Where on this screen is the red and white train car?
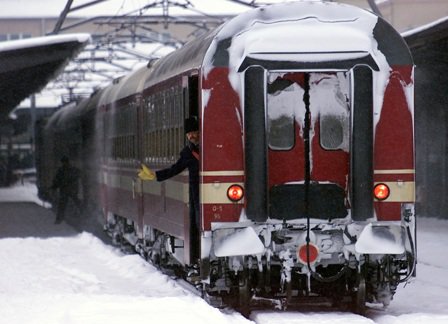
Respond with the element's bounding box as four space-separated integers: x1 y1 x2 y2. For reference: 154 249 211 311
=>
38 1 416 313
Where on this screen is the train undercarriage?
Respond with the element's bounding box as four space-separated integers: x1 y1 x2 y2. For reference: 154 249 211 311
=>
103 212 416 315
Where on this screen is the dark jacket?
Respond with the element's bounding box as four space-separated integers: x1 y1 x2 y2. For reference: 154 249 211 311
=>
156 142 199 208
51 164 80 195
156 142 199 184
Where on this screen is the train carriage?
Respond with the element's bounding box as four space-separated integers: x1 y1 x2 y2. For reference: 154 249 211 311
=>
37 1 416 314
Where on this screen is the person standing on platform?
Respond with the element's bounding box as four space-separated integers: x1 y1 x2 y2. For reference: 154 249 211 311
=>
51 156 82 224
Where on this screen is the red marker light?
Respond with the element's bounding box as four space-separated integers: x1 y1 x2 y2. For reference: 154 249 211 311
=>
297 243 319 265
374 183 390 201
227 184 244 202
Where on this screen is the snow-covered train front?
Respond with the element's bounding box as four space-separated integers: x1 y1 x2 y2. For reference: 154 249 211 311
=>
36 1 416 314
197 2 415 312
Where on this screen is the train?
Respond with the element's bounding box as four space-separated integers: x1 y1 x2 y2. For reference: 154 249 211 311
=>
36 1 416 314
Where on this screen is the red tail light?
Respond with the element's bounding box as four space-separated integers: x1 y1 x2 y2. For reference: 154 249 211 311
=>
374 183 390 201
297 243 319 265
227 184 244 202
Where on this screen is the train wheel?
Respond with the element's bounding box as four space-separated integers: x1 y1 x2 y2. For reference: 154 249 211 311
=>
149 251 161 267
352 273 366 314
111 231 121 246
238 272 251 317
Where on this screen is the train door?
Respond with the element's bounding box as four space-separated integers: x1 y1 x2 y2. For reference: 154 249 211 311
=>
182 74 200 264
268 71 350 221
135 95 145 236
184 74 199 119
244 68 353 221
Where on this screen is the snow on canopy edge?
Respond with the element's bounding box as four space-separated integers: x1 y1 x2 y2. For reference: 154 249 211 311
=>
0 33 91 52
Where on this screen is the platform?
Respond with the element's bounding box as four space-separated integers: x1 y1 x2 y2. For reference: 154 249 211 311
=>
0 200 108 241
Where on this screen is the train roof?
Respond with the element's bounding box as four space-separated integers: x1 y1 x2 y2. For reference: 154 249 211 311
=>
98 1 413 106
203 1 412 71
404 15 448 50
144 27 221 89
46 88 104 132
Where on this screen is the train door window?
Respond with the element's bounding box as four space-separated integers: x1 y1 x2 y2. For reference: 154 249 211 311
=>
267 72 299 150
187 75 199 118
320 115 347 150
267 71 350 152
312 72 350 151
143 95 155 163
184 75 199 143
168 87 172 161
171 84 182 161
155 92 162 163
174 84 183 156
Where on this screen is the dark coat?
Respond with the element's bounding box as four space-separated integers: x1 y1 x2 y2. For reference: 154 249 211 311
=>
155 142 199 182
156 142 199 218
51 164 80 195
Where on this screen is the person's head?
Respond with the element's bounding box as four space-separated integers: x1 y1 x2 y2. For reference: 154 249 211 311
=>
185 117 199 145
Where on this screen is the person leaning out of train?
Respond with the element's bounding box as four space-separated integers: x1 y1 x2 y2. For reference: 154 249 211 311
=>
138 117 200 261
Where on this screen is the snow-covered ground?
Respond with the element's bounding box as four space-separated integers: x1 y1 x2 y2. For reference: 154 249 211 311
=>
0 182 448 324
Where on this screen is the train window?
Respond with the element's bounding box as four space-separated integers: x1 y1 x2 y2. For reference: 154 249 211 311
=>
312 72 350 151
104 103 138 163
266 72 350 151
174 86 182 158
320 115 347 150
267 74 298 150
141 83 184 164
146 96 156 163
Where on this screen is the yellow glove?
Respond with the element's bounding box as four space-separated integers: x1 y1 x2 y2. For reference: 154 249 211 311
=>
138 164 156 181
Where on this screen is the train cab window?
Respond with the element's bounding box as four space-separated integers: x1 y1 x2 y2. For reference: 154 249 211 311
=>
266 71 350 152
313 72 350 151
320 114 349 150
267 74 298 150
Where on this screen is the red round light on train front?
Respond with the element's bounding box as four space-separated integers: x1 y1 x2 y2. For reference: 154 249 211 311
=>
374 183 390 201
227 184 244 202
297 243 319 265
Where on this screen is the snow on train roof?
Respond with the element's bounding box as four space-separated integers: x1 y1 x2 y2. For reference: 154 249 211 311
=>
98 1 412 106
206 1 378 65
204 1 411 73
200 1 413 131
